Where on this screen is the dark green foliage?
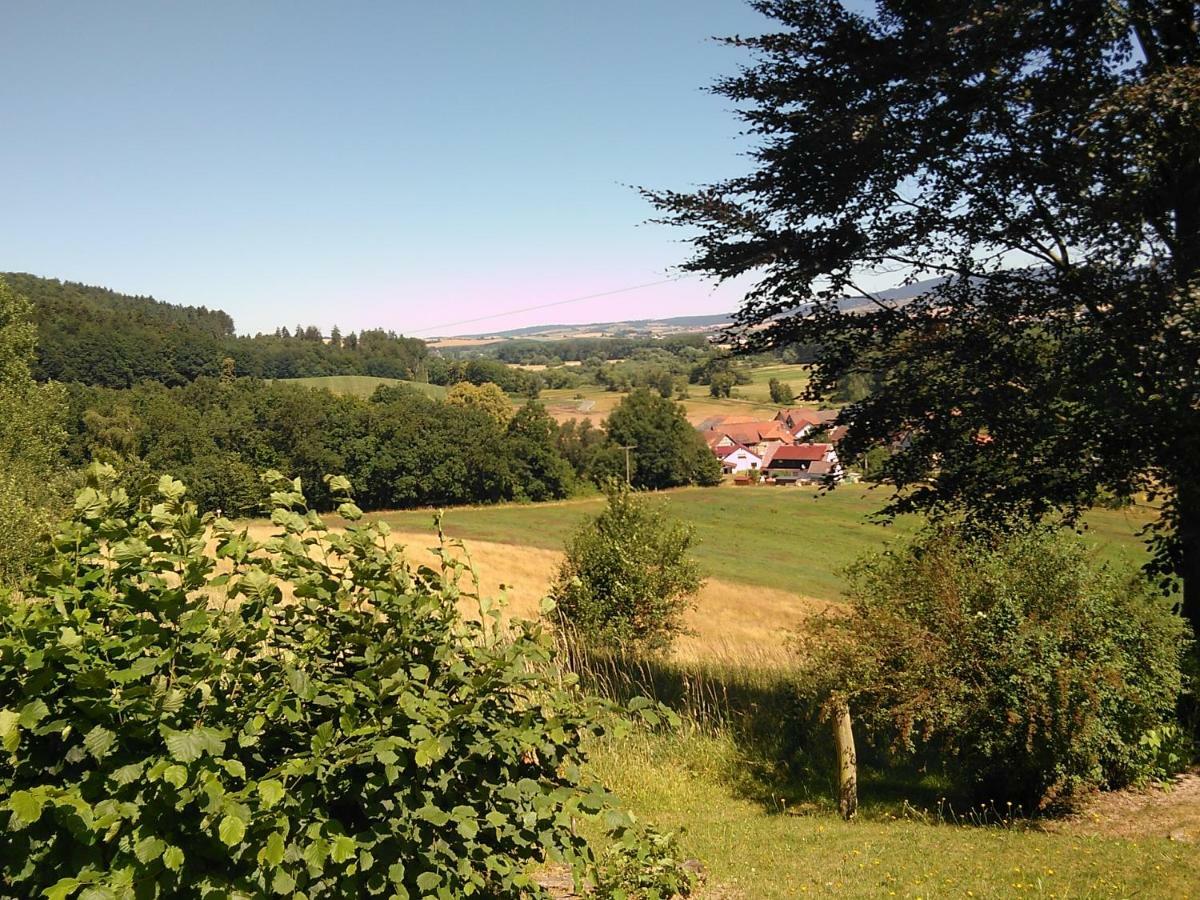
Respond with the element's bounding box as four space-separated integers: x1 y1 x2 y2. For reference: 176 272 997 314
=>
0 468 661 898
64 378 575 517
646 2 1200 632
551 483 704 653
7 274 428 388
798 526 1190 809
604 390 721 491
767 378 794 405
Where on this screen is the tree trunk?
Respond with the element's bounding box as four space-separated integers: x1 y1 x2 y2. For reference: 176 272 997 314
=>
833 701 858 821
1179 483 1200 643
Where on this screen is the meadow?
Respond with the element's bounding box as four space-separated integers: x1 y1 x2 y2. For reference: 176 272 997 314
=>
278 374 447 399
352 484 1200 896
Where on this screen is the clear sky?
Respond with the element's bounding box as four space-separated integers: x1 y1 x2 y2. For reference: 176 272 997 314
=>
2 1 778 336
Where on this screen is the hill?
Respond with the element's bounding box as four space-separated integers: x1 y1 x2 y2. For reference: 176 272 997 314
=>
2 273 428 388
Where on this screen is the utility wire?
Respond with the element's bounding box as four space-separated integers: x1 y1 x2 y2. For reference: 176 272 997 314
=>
409 274 700 336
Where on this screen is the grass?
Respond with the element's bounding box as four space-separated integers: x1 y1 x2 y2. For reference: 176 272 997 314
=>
373 484 1155 601
733 362 813 404
535 381 791 425
585 729 1200 898
278 375 447 399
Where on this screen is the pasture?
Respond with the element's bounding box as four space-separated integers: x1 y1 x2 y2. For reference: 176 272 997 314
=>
277 374 447 399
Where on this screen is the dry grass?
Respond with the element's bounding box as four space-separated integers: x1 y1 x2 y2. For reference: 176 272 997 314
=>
235 523 826 665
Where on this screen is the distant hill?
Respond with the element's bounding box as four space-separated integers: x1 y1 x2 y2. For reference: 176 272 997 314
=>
440 277 942 342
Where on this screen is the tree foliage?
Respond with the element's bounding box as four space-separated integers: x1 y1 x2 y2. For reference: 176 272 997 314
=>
798 526 1189 809
0 467 677 898
0 278 66 583
603 390 722 490
646 1 1200 629
445 381 514 426
550 482 704 652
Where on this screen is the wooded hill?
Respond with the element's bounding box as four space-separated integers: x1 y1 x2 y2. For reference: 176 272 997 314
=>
5 273 430 387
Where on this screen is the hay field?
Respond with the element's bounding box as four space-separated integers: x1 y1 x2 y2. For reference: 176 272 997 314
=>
277 375 447 399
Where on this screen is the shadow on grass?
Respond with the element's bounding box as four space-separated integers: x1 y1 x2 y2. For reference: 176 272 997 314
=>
561 641 972 821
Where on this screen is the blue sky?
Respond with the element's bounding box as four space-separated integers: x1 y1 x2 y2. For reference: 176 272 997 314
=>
2 1 779 336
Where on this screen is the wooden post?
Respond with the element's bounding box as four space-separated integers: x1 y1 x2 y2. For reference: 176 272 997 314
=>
834 700 858 821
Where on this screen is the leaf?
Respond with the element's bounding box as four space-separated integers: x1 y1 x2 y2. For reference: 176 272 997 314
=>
256 779 286 808
218 814 247 847
330 834 357 864
134 835 166 864
261 831 286 867
271 870 296 895
0 709 19 752
157 475 186 501
8 790 44 828
221 759 246 779
416 872 441 893
83 725 116 761
43 878 80 900
161 725 226 762
18 699 50 728
285 667 316 701
162 765 188 789
162 846 185 871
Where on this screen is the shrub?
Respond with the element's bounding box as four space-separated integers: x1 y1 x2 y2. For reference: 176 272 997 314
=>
797 525 1190 810
767 378 794 405
0 466 659 898
550 482 703 653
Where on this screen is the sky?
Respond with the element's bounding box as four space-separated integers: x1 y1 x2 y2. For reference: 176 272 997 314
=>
2 1 783 336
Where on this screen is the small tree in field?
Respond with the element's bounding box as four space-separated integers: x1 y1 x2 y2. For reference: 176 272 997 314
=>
768 378 794 405
551 482 703 653
798 525 1189 810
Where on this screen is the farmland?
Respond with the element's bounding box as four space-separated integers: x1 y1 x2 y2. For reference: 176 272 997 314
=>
278 374 447 399
374 483 1155 601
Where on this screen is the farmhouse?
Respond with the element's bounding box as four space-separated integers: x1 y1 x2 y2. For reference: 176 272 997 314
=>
703 433 763 474
763 443 842 483
774 407 839 440
702 420 795 458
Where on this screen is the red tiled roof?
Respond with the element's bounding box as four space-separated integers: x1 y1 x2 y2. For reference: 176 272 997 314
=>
767 443 833 462
710 421 794 446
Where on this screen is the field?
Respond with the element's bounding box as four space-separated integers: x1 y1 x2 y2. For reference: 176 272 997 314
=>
375 483 1155 602
278 374 447 399
347 485 1200 896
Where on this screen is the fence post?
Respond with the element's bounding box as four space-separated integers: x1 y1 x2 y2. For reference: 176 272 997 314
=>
834 700 858 820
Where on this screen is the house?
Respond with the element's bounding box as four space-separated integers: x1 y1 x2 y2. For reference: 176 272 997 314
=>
709 440 763 475
702 420 795 459
774 407 840 440
695 414 765 432
763 443 842 483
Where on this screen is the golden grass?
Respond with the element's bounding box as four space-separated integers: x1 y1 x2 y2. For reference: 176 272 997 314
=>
235 523 826 665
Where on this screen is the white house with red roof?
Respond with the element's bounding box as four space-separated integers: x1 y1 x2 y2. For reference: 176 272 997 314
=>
763 442 842 482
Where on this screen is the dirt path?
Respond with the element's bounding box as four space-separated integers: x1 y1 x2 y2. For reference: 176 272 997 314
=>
1050 769 1200 843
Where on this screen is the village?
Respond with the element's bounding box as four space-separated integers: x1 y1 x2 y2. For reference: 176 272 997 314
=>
698 407 851 484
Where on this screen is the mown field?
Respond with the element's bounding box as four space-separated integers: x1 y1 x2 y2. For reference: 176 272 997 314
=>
278 374 447 399
375 483 1155 601
534 362 814 424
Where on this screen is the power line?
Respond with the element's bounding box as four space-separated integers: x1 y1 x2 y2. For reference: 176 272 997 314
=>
410 274 700 336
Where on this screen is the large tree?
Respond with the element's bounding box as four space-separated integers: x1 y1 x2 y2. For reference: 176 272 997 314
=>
648 1 1200 630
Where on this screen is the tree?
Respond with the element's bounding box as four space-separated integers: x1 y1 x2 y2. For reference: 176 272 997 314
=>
0 278 66 582
768 378 794 405
708 372 734 398
445 381 513 426
604 389 722 490
798 525 1187 809
550 481 704 652
647 1 1200 633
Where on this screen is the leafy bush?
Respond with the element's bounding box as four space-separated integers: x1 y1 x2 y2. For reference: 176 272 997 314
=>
0 466 656 898
550 482 703 653
593 824 697 900
797 525 1190 809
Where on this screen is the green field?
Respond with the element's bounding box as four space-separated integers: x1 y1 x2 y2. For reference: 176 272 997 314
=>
586 730 1198 899
279 375 447 399
733 362 814 404
375 484 1155 600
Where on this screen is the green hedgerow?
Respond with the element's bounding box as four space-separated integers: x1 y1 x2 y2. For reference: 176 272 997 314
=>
0 465 673 898
797 524 1190 810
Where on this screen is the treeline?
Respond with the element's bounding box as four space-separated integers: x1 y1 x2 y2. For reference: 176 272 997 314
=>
63 379 720 517
7 274 429 388
488 333 710 365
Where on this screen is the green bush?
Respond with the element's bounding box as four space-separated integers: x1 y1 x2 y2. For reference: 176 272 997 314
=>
550 482 703 653
798 525 1190 810
0 466 656 898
